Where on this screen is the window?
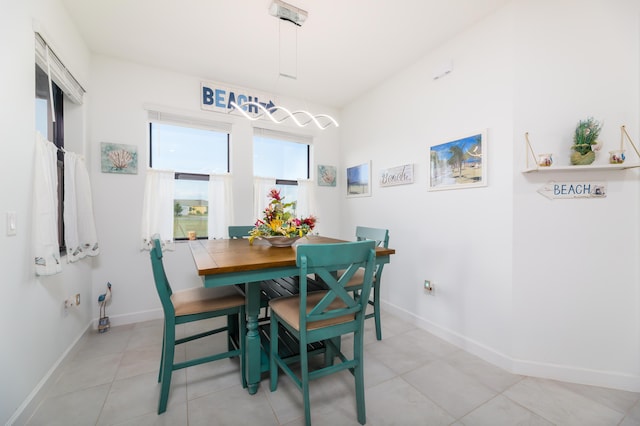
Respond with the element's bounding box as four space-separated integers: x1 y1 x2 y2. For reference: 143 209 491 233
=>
34 33 85 261
253 130 310 205
149 121 229 240
36 64 65 251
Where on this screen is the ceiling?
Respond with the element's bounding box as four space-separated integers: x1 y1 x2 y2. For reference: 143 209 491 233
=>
61 0 510 109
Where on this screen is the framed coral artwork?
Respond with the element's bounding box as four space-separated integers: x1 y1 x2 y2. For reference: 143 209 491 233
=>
317 164 337 187
101 142 138 174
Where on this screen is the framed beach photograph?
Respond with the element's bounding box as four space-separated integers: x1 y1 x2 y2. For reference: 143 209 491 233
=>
346 161 371 197
101 142 138 174
428 130 487 191
317 164 337 187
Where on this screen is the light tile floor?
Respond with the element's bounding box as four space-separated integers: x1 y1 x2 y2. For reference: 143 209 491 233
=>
20 311 640 426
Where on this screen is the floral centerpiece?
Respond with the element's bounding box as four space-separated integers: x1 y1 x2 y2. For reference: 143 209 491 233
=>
249 189 316 246
571 117 602 165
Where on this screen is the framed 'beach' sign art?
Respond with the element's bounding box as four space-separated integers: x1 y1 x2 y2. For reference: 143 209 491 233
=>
346 161 371 197
428 131 487 191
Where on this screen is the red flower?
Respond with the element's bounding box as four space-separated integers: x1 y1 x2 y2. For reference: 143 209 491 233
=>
302 216 316 230
268 189 282 201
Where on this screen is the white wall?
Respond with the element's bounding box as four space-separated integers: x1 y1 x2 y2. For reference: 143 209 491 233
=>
340 3 515 364
0 1 93 424
341 0 640 391
512 0 640 390
87 55 343 326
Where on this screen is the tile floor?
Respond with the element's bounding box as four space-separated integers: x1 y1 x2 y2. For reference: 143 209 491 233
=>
19 311 640 426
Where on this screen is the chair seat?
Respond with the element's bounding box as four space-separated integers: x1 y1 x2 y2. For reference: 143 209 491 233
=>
269 291 354 331
338 268 376 289
172 287 245 317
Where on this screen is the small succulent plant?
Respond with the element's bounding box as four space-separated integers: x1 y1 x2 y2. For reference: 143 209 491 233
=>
573 117 602 155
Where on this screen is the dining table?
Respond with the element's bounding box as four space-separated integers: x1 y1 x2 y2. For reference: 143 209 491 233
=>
189 235 396 394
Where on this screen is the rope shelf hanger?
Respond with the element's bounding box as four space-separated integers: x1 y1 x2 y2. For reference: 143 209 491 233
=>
524 125 640 171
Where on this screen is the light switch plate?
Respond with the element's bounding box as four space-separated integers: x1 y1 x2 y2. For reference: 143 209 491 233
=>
7 211 16 236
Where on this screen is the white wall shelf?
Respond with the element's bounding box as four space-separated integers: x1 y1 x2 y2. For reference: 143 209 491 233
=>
523 125 640 174
523 163 640 173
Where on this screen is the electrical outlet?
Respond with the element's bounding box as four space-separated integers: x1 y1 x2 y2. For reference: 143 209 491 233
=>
64 294 80 308
424 280 435 295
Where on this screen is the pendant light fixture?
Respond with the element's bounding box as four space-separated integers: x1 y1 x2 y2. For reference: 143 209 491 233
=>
228 1 339 130
229 101 338 129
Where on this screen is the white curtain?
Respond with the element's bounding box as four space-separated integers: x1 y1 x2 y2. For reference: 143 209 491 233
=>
33 132 62 276
253 176 277 221
296 179 316 219
208 173 233 239
141 169 175 251
64 151 99 262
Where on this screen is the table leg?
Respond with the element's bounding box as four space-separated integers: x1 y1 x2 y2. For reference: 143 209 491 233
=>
245 282 261 394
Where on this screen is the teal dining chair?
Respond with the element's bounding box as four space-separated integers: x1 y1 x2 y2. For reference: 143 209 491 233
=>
339 226 390 340
149 236 246 414
228 225 254 239
355 226 389 340
269 240 376 426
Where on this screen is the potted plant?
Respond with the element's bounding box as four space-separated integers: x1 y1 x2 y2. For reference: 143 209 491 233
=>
249 189 316 246
570 117 602 165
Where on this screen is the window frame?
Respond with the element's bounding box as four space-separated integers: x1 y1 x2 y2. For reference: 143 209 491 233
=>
53 85 64 253
148 121 231 240
253 132 311 184
253 131 313 222
36 64 66 253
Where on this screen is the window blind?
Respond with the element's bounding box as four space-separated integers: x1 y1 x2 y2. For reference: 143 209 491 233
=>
253 127 313 145
35 33 85 105
147 110 232 133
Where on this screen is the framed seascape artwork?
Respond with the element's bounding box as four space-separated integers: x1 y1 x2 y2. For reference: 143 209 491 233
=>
101 142 138 174
317 164 337 187
428 130 487 191
346 161 371 197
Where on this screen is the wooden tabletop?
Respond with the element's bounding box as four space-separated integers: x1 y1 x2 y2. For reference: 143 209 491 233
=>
190 235 396 276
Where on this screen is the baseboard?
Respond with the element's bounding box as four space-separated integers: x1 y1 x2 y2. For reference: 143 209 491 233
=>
10 308 165 425
9 321 92 425
90 308 163 329
512 358 640 392
381 300 640 393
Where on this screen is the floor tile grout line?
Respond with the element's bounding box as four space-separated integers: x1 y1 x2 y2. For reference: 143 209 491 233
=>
95 378 115 426
497 377 560 426
553 377 640 419
397 372 463 421
25 315 640 426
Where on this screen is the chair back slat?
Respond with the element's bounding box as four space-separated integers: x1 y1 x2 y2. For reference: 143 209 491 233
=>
356 226 389 280
297 240 376 330
355 226 389 248
150 236 175 317
228 225 254 239
312 265 361 312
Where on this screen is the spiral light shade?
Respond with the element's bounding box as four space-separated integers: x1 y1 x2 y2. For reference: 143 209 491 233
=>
229 101 339 130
